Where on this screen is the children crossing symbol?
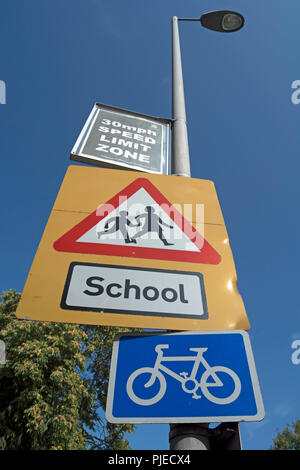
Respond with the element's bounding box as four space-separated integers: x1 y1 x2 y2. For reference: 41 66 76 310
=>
97 206 175 246
54 177 221 264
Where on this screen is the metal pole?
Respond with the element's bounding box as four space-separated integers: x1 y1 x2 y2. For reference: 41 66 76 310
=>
171 16 191 177
169 16 210 451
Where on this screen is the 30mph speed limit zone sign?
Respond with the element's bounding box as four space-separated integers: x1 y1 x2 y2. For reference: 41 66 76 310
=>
16 165 250 331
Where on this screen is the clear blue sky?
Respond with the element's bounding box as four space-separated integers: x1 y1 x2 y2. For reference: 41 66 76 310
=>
1 0 300 450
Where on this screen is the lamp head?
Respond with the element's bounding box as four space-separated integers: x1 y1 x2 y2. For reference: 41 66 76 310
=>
200 10 245 32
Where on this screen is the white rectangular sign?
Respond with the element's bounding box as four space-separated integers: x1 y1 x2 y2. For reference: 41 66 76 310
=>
61 262 208 319
71 103 172 174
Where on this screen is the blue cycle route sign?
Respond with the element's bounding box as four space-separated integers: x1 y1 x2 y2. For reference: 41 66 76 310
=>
106 331 265 423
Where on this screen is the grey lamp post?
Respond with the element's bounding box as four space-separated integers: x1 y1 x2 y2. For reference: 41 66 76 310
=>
170 10 245 450
171 11 245 177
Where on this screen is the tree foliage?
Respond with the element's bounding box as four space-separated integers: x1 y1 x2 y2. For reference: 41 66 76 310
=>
0 289 137 450
270 419 300 450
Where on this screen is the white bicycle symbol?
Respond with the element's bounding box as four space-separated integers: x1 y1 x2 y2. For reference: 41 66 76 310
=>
126 344 241 406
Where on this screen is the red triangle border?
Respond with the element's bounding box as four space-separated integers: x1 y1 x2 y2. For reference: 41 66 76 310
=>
53 178 221 265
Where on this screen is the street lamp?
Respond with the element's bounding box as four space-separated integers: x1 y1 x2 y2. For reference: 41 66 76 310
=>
200 10 245 33
170 11 245 450
172 11 245 177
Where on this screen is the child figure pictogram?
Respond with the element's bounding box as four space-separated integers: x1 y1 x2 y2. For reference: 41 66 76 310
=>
97 210 139 244
132 206 174 246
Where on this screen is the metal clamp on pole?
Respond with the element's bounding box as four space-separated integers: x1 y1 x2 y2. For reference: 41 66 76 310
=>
210 422 242 450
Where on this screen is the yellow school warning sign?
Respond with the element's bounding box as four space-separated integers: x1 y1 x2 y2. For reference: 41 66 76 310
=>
16 165 250 331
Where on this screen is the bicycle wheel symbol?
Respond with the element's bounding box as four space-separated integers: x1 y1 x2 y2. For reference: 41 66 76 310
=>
126 367 167 406
200 366 241 405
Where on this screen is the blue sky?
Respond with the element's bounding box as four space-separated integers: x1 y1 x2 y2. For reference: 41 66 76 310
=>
1 0 300 450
